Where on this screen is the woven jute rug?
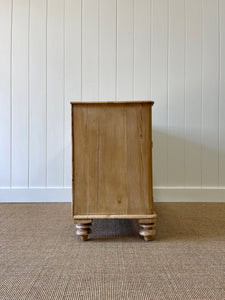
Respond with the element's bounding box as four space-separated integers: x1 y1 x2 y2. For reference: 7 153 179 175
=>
0 203 225 299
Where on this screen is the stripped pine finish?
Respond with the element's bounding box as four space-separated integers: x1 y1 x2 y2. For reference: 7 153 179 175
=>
71 101 156 241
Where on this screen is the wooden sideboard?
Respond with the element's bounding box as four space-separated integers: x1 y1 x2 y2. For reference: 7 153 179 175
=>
71 101 157 241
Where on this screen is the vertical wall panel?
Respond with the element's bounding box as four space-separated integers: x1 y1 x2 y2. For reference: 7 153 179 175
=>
202 0 219 187
167 0 185 186
82 0 99 101
64 0 82 187
0 0 225 194
47 0 64 186
117 0 134 100
185 0 202 186
219 0 225 186
133 0 151 100
99 0 116 100
12 0 29 187
0 0 11 187
151 0 169 187
29 0 47 187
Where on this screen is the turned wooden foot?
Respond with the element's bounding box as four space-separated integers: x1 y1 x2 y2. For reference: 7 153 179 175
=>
75 219 92 241
139 213 157 241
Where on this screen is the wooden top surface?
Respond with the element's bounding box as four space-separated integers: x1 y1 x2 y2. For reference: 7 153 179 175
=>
71 100 154 105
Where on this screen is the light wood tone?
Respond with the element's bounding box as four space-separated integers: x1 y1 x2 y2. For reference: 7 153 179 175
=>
75 220 93 241
74 213 157 220
71 100 154 104
139 217 157 241
71 101 156 241
74 219 92 224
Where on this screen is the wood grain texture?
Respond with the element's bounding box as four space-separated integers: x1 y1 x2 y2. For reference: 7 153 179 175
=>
126 104 153 214
74 214 156 220
72 102 153 217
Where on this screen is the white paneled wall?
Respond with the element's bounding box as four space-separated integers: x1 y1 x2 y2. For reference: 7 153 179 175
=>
0 0 11 187
29 0 47 187
0 0 225 202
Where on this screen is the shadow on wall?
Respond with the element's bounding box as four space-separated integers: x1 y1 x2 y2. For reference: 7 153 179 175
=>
152 128 225 188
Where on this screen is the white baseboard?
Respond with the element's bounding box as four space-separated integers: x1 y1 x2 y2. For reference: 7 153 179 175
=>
0 187 225 203
0 188 72 203
153 187 225 202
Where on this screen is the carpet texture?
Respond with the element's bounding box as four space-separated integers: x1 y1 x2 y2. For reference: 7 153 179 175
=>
0 203 225 300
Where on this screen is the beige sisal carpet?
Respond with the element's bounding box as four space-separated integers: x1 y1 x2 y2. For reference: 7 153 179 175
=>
0 203 225 299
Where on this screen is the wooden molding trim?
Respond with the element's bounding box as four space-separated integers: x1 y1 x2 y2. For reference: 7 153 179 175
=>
74 213 157 220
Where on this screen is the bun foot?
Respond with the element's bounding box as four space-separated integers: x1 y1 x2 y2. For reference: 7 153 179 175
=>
75 220 92 241
139 213 157 241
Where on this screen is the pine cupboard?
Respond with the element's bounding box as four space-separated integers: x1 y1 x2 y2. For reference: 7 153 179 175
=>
71 101 157 241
